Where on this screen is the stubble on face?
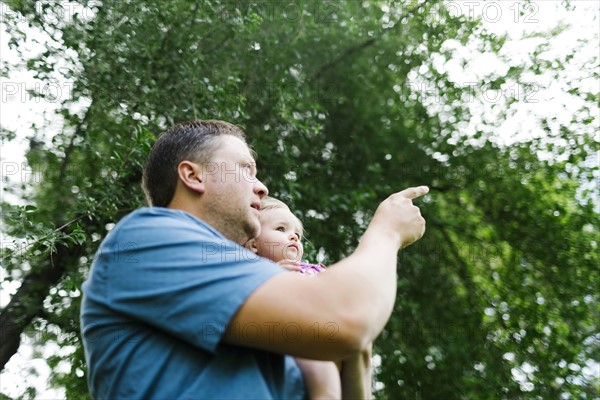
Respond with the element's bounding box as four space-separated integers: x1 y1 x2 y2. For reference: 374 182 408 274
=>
200 136 263 245
212 204 260 246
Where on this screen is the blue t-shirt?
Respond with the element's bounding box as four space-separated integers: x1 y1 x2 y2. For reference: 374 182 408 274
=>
80 207 306 399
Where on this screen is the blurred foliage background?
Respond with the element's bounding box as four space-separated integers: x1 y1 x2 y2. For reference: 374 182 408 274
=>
0 0 598 398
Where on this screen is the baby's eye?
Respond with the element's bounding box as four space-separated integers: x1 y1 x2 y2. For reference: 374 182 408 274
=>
276 227 285 232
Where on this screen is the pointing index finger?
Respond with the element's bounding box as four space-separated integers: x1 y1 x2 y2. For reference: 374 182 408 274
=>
397 186 429 200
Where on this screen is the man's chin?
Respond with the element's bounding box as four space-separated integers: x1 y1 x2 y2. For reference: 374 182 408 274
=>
244 223 261 244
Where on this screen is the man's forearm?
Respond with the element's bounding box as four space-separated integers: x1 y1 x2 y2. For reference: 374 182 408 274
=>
317 187 428 345
320 227 400 343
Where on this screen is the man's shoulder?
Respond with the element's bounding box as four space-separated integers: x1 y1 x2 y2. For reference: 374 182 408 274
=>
114 207 222 238
122 207 205 226
103 208 258 266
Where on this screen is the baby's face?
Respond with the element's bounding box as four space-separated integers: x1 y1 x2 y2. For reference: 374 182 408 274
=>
254 207 303 263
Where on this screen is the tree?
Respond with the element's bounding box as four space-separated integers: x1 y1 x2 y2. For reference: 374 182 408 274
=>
1 1 597 398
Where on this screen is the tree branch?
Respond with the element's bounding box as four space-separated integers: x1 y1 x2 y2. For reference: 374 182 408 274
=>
0 241 83 371
314 38 376 80
313 2 427 80
0 166 142 371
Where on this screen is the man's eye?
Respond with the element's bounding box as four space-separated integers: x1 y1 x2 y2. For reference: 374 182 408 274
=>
241 163 252 172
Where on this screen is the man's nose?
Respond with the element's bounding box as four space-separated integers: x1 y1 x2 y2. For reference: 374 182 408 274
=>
254 179 268 198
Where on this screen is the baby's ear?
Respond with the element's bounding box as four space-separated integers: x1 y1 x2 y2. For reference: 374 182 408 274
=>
244 239 258 254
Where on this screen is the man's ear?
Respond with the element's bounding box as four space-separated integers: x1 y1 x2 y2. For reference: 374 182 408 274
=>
177 160 205 194
244 238 258 254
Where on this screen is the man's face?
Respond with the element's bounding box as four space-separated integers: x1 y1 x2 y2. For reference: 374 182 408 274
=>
255 207 304 263
200 135 268 244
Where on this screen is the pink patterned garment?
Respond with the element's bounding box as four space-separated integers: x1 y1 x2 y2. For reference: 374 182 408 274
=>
297 262 326 276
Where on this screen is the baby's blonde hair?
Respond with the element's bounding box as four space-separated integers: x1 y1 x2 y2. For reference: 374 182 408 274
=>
260 196 304 238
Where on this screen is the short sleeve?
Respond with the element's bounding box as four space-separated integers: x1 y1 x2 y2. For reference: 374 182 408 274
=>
85 208 283 353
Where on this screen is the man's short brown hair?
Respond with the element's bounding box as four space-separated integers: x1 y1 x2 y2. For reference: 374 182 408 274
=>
142 120 247 207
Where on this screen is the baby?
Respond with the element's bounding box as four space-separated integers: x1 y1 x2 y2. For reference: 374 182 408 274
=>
246 196 341 399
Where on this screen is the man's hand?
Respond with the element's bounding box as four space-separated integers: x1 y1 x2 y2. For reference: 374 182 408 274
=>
369 186 428 249
276 260 303 272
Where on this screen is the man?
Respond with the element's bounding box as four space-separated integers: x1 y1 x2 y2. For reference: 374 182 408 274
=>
80 120 428 399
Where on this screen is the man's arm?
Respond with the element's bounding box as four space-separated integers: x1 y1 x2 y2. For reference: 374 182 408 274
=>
223 186 428 360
